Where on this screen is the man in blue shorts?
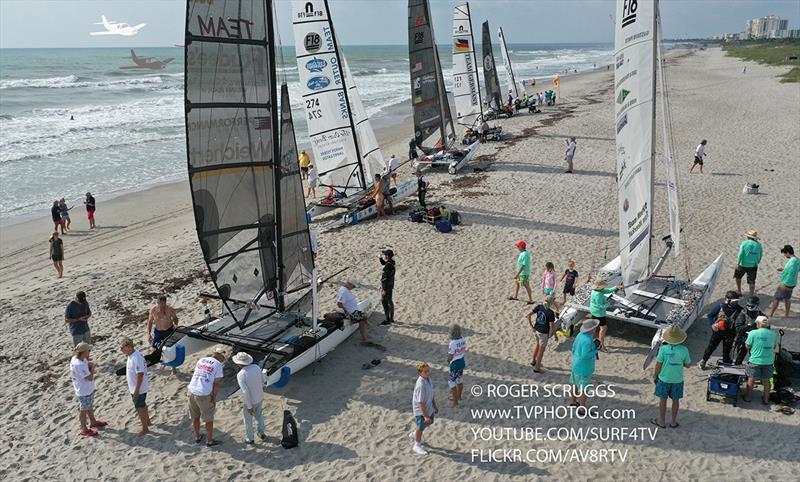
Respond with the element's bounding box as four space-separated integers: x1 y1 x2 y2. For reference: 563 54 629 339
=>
652 325 691 429
147 295 178 348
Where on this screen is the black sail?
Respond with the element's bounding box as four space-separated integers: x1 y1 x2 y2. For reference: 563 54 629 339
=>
482 21 502 110
409 0 455 152
185 0 280 316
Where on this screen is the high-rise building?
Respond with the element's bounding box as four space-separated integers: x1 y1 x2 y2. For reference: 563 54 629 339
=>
744 15 790 39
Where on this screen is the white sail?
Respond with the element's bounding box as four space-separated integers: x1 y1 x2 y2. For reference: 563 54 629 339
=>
452 3 482 129
292 0 365 194
342 57 385 183
656 12 680 255
497 27 519 99
614 0 655 287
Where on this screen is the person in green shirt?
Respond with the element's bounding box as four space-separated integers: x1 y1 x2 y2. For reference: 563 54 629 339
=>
733 229 763 297
651 325 691 429
744 316 777 404
569 319 599 408
769 245 798 318
509 241 533 304
589 279 623 352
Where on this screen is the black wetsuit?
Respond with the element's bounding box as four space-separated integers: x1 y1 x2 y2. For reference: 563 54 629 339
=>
380 258 396 323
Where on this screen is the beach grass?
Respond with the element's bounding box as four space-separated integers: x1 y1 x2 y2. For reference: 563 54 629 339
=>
722 39 800 82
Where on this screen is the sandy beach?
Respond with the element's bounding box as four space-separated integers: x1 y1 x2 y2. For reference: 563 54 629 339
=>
1 47 798 481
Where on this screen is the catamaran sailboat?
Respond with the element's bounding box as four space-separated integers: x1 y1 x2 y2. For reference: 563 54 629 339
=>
557 0 722 369
481 21 513 121
409 0 480 174
159 0 370 387
294 0 417 225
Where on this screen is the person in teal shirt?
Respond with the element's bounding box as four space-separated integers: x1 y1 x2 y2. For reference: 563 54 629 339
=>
744 316 777 404
589 279 623 352
769 244 798 318
510 241 533 303
651 325 691 429
569 319 599 408
734 229 763 297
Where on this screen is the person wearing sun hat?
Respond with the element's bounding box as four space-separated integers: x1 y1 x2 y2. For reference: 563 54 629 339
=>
569 319 600 408
734 229 763 297
651 325 691 429
233 351 267 445
589 279 624 352
509 241 533 304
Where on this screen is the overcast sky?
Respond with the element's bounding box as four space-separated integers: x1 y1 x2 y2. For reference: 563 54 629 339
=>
1 0 799 48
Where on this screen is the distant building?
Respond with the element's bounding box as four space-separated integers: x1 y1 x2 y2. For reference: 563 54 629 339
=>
743 15 791 39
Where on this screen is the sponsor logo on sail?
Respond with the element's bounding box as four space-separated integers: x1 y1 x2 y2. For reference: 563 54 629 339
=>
307 76 331 91
454 38 470 52
254 116 271 130
305 57 327 73
484 55 494 72
297 2 323 19
621 0 638 28
616 113 628 133
456 25 465 33
615 53 625 70
414 32 425 44
617 89 630 104
304 32 321 53
414 15 425 27
196 16 254 39
411 62 423 73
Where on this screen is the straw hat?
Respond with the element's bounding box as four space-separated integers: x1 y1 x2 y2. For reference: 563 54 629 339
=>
592 279 608 290
580 319 600 333
75 342 92 353
232 352 253 365
662 325 687 345
744 229 759 239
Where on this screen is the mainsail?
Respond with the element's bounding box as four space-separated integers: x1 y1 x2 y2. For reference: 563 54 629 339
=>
186 0 284 315
481 21 502 110
291 0 380 195
452 3 482 129
614 0 655 287
342 57 385 180
409 0 455 151
497 26 519 99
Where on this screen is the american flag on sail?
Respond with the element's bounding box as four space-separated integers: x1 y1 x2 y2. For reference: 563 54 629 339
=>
411 62 423 73
254 116 271 130
454 38 470 52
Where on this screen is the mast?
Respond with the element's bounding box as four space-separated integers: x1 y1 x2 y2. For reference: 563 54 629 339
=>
325 0 367 189
267 0 284 311
648 0 658 273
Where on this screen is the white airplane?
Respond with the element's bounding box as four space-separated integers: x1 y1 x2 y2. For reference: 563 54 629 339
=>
89 15 146 37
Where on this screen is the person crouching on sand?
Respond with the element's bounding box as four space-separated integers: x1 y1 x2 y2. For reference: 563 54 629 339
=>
120 337 151 434
447 324 466 407
651 325 691 429
410 362 438 455
49 231 64 278
509 241 533 304
569 319 599 409
70 342 107 436
233 352 268 445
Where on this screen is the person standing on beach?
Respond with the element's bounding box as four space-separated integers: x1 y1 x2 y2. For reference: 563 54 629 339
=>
415 168 428 208
70 342 107 436
689 139 707 174
188 347 226 447
734 296 765 365
51 201 66 234
560 260 579 305
233 352 267 445
527 296 556 373
509 241 533 304
589 280 622 352
734 229 763 297
769 244 798 318
569 319 599 408
381 171 394 214
410 362 438 455
564 137 576 173
59 198 73 231
387 154 399 187
65 291 92 347
447 324 467 407
84 192 96 229
541 262 558 310
367 173 387 217
298 150 311 179
49 231 64 278
408 138 419 163
744 316 776 404
651 325 691 429
120 337 150 434
698 290 741 369
306 164 317 198
147 295 179 349
379 249 396 326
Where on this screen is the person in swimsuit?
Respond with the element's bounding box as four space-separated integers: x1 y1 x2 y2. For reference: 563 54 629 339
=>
368 173 387 217
147 295 179 348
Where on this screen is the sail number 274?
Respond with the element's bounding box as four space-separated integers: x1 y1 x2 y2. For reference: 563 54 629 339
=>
306 98 323 120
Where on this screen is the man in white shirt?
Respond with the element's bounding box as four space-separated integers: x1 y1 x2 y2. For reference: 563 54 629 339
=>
564 137 577 173
387 155 399 187
690 139 707 174
70 342 107 436
120 337 150 434
233 352 267 445
337 278 369 342
187 347 226 447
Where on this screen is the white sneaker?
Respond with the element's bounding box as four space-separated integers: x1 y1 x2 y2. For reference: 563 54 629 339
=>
408 431 415 440
413 443 428 455
698 360 706 370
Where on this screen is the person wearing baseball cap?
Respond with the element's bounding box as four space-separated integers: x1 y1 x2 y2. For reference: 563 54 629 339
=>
509 241 533 304
187 347 226 447
769 245 798 318
569 319 600 408
233 352 267 444
733 296 765 365
698 290 741 370
70 341 107 436
734 229 763 297
651 325 691 429
744 316 777 404
379 249 396 326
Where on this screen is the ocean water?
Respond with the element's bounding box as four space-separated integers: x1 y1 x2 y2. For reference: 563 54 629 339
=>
0 43 613 223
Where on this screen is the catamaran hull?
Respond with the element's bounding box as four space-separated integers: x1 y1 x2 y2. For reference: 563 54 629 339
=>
448 141 480 174
413 141 480 175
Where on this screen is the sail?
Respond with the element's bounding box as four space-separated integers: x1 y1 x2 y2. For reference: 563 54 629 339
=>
481 21 502 110
185 0 280 311
278 84 315 302
291 0 366 195
656 11 680 255
614 0 655 287
452 3 482 129
498 27 519 99
409 0 455 151
343 57 385 183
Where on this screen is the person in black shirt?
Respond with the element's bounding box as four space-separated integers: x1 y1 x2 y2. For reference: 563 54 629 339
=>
527 297 557 373
408 138 418 162
698 291 741 369
51 201 66 234
49 231 64 278
84 192 96 229
379 249 396 326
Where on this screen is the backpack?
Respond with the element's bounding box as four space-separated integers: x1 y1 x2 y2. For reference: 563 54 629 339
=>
281 410 299 449
435 219 452 233
408 209 424 223
449 211 461 226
